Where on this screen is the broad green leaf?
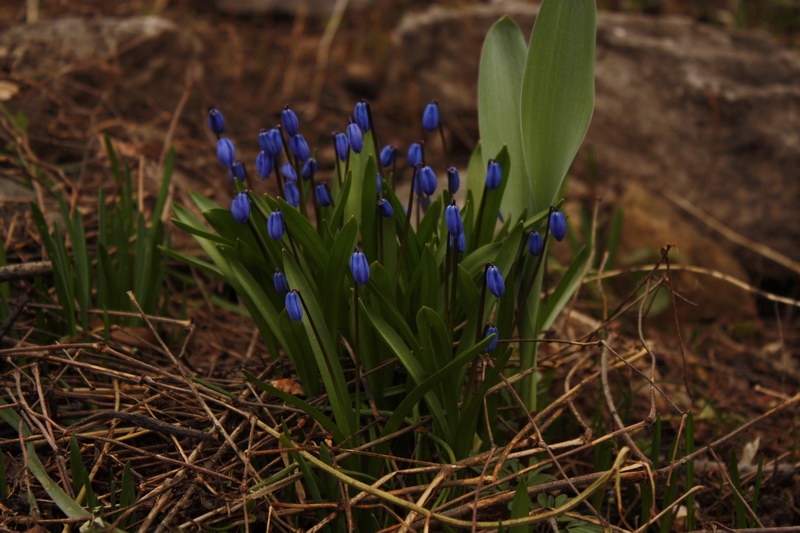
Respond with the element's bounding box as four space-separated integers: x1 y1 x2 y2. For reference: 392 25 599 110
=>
522 0 596 213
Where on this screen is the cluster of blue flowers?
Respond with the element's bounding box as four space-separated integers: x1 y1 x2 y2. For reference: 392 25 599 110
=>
207 100 568 353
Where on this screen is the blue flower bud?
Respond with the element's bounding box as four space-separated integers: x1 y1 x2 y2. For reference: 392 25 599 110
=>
273 270 289 295
267 210 285 240
528 231 544 256
447 166 460 194
281 105 299 137
354 100 371 132
407 142 423 167
445 200 462 237
377 198 393 218
230 192 250 223
347 122 363 154
216 137 235 167
456 231 466 253
289 134 310 162
284 181 300 207
486 160 502 190
376 172 383 195
350 249 370 286
315 183 332 207
256 151 273 179
207 107 225 136
422 100 440 132
230 160 247 182
549 210 567 242
285 290 303 321
333 132 348 162
419 165 437 196
280 162 298 182
302 157 317 181
258 128 283 158
483 323 499 352
486 264 505 298
379 145 397 168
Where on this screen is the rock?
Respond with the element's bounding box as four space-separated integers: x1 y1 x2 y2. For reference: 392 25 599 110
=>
388 2 800 293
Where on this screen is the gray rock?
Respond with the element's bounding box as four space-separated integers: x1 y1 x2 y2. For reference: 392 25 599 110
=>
389 2 800 287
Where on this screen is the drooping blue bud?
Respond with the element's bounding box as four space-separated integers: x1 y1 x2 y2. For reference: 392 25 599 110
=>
284 181 300 207
407 142 423 167
256 151 273 179
447 166 460 194
528 231 544 256
280 162 298 182
289 134 310 162
347 122 363 154
230 160 247 182
549 211 567 242
216 137 235 167
333 132 348 162
315 183 332 207
486 264 505 298
418 165 437 196
281 105 299 136
285 290 303 321
267 210 285 240
301 158 317 181
354 100 371 132
258 128 283 158
273 270 289 295
376 172 383 195
483 323 499 352
377 198 393 218
349 249 370 286
207 107 225 136
445 200 462 237
230 192 250 223
379 145 397 168
421 100 440 132
486 160 502 190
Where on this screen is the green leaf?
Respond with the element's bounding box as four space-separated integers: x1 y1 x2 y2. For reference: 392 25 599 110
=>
522 0 596 213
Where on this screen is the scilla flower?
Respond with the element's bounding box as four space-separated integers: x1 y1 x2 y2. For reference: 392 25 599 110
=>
379 145 397 167
256 151 273 179
284 181 300 207
333 132 348 162
445 200 462 237
285 290 303 321
486 160 502 190
289 134 310 162
528 231 543 256
483 323 499 352
230 192 250 223
280 162 298 182
315 183 332 207
418 165 437 196
281 105 299 136
347 122 363 154
273 270 289 295
421 100 440 132
377 198 393 217
267 210 285 240
407 142 423 167
301 158 317 181
258 128 283 158
447 166 460 194
485 264 505 298
230 160 246 181
207 107 225 136
350 249 370 286
549 210 567 241
216 137 235 168
354 100 371 132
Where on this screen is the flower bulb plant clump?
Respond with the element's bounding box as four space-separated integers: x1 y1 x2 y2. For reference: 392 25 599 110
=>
170 0 595 473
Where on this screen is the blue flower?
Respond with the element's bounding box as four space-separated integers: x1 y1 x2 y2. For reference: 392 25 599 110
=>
528 231 543 256
377 198 393 217
230 160 247 182
350 249 370 286
422 101 440 132
258 128 283 158
280 162 298 182
549 210 567 242
379 145 397 168
273 270 289 295
347 122 363 154
281 105 299 136
315 183 332 207
267 210 285 240
407 142 423 167
216 137 235 168
289 134 310 162
207 107 224 136
285 290 303 321
486 160 502 190
284 181 300 207
354 100 371 132
483 323 499 352
230 192 250 223
456 231 466 253
418 165 437 196
256 151 273 179
376 172 383 195
445 200 462 237
333 132 349 162
447 166 460 194
301 158 317 181
486 264 505 298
